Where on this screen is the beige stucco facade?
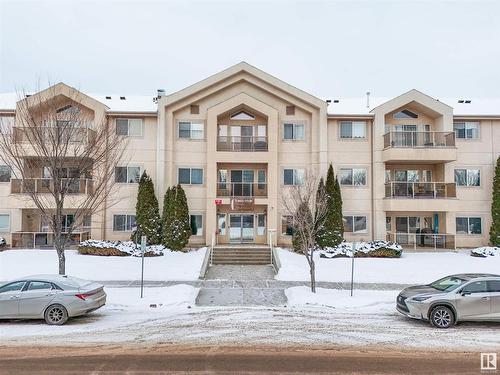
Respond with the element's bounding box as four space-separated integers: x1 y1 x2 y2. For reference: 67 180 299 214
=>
0 63 499 249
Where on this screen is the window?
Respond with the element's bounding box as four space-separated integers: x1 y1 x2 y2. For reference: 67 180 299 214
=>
27 281 53 291
257 214 266 236
281 215 294 236
190 105 200 115
0 214 10 231
393 109 418 119
454 169 480 187
178 168 203 185
0 116 14 134
340 168 367 186
116 119 143 136
283 123 305 140
340 121 366 139
217 213 226 235
83 215 92 231
190 214 203 236
487 280 500 292
462 281 488 294
0 165 10 182
454 122 479 139
286 105 295 116
115 166 141 183
258 170 266 189
386 217 392 231
179 121 204 139
113 214 136 231
344 215 367 233
283 169 304 186
456 217 482 234
0 281 25 293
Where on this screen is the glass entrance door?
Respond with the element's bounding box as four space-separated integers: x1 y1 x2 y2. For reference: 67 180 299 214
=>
229 214 254 243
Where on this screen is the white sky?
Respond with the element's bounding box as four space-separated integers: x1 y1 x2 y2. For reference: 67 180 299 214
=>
1 0 499 98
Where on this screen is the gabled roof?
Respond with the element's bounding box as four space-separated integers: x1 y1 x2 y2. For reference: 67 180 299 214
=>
164 61 326 109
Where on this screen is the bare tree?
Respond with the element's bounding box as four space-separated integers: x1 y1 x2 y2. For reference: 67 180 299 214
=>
0 85 126 274
281 173 328 293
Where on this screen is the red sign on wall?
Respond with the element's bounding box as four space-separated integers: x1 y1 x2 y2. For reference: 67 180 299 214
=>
214 199 222 206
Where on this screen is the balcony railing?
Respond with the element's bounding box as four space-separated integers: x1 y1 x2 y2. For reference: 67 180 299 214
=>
386 232 456 251
11 231 91 249
12 126 96 144
217 136 268 152
217 182 267 197
11 178 94 195
383 131 455 148
384 182 456 199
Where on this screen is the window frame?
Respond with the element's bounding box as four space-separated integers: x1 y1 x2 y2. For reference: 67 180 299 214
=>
0 213 10 232
178 168 204 185
0 165 11 182
343 215 368 234
115 166 141 184
453 121 480 140
283 122 305 141
283 168 305 186
281 215 294 236
454 168 480 187
456 216 482 235
340 168 367 187
115 118 144 137
339 121 367 139
190 214 203 236
178 121 205 140
112 214 136 232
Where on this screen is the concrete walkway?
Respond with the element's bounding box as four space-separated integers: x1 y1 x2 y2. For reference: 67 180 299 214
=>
195 265 288 307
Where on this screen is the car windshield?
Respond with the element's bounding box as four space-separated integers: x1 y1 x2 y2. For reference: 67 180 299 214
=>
429 276 467 291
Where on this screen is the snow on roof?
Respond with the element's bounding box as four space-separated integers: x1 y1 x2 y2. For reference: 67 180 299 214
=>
0 93 19 111
326 97 500 116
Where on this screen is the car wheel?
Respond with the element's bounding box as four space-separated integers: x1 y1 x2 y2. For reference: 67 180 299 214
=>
44 304 68 325
430 306 454 328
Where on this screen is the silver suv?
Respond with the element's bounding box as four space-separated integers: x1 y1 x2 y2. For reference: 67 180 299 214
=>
397 273 500 328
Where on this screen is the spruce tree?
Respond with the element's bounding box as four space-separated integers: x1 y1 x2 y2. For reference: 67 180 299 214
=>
490 156 500 246
162 185 191 251
315 177 327 247
132 171 161 244
318 164 344 248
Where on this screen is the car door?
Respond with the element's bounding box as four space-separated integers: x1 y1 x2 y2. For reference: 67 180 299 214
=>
0 281 26 318
18 281 57 318
456 280 491 320
487 280 500 318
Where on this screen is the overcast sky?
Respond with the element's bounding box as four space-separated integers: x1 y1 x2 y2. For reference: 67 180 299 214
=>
1 0 499 99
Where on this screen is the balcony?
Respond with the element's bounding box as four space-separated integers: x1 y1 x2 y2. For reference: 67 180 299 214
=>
386 232 456 250
382 131 456 163
11 178 94 195
217 136 268 152
12 126 96 144
11 231 91 249
217 182 267 197
385 182 456 199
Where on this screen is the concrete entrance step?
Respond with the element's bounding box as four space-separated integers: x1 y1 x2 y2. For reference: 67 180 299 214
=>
212 245 271 265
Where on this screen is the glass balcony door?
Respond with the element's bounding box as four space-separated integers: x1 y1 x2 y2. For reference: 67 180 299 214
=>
231 170 254 197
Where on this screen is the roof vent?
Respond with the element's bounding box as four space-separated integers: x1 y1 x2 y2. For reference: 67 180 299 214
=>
465 100 471 104
25 94 31 98
326 99 332 105
458 100 464 103
120 96 126 100
105 96 111 100
333 99 340 103
157 89 166 98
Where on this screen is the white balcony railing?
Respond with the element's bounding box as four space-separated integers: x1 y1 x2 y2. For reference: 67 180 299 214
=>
384 182 456 199
386 232 456 251
11 178 94 195
383 131 455 148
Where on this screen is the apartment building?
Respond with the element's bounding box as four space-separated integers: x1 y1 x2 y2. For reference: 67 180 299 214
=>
0 62 499 250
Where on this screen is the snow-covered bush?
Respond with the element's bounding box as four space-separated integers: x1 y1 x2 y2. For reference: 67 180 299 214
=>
0 237 6 250
320 240 403 259
470 246 499 258
78 240 165 257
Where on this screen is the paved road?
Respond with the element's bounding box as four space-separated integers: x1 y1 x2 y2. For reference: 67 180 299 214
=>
0 345 485 374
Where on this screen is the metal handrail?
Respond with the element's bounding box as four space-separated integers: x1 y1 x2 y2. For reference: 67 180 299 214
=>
217 135 268 152
384 181 456 198
383 131 455 148
216 182 267 197
386 231 456 251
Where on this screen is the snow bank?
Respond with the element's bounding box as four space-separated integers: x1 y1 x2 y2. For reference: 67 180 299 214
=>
471 246 500 257
276 248 500 284
79 239 166 257
285 286 397 312
0 248 207 281
107 285 199 309
320 240 402 258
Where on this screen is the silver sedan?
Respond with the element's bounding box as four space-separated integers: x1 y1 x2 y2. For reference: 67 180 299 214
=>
397 273 500 328
0 275 106 325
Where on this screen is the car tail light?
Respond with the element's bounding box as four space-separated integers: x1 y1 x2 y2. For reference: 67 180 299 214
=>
75 292 95 300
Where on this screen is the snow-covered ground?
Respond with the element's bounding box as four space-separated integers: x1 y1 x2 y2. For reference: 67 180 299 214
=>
1 286 499 350
0 248 207 281
276 248 500 284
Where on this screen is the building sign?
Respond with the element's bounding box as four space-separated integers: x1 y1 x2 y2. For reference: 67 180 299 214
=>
214 199 222 206
231 198 254 211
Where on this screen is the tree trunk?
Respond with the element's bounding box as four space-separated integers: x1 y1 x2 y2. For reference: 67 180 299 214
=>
310 258 316 293
57 246 66 275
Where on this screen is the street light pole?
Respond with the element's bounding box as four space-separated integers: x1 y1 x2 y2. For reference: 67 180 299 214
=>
350 241 356 297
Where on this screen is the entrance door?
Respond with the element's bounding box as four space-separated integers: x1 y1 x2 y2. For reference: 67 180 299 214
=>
229 214 254 243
